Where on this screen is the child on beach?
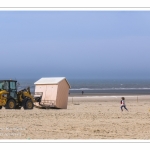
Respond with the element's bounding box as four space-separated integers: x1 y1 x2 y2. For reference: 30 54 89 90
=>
120 97 128 111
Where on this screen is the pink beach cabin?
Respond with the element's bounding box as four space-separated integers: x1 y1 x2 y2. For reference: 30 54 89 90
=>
34 77 71 109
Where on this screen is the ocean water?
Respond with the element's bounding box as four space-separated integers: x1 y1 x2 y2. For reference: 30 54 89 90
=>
16 78 150 96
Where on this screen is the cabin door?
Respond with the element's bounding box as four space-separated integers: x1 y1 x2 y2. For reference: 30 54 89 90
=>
45 85 58 101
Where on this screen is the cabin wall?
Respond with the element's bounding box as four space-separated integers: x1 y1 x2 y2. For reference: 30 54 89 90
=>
56 79 69 109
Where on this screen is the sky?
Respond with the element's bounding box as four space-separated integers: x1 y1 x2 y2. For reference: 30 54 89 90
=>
1 11 150 80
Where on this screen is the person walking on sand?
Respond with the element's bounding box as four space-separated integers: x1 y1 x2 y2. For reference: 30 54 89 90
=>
120 97 128 111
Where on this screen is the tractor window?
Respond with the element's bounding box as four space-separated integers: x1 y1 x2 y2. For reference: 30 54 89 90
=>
0 81 4 90
0 81 9 90
10 81 17 99
4 82 9 90
10 82 16 90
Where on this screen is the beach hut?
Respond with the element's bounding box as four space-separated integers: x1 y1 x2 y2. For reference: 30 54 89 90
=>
34 77 71 109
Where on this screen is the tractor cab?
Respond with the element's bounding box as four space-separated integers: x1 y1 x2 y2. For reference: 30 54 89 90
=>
0 80 17 100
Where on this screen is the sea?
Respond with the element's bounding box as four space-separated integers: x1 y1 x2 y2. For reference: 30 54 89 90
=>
16 78 150 96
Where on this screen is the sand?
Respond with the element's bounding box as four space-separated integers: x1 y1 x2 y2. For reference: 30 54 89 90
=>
0 95 150 140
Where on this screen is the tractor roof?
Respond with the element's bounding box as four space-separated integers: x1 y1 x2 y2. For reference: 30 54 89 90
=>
0 80 17 82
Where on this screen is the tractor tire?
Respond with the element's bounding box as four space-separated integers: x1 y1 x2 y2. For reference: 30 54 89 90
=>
5 99 16 109
0 106 2 109
24 99 33 110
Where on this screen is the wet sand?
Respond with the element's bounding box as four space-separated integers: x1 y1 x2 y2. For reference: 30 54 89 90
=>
0 95 150 139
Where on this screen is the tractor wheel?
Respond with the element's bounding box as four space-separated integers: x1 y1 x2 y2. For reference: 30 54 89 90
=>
6 99 16 109
0 106 2 109
24 99 33 110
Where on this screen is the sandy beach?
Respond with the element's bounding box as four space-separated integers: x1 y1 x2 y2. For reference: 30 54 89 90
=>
0 95 150 140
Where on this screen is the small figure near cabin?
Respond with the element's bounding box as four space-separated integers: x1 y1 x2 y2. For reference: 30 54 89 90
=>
82 91 84 95
120 97 128 111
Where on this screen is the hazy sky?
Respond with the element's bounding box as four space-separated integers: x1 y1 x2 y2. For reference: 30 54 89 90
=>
1 11 150 79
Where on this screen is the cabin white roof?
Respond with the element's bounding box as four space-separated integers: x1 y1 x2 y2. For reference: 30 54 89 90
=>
34 77 71 88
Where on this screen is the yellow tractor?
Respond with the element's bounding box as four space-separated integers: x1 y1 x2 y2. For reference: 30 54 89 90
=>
0 80 41 110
